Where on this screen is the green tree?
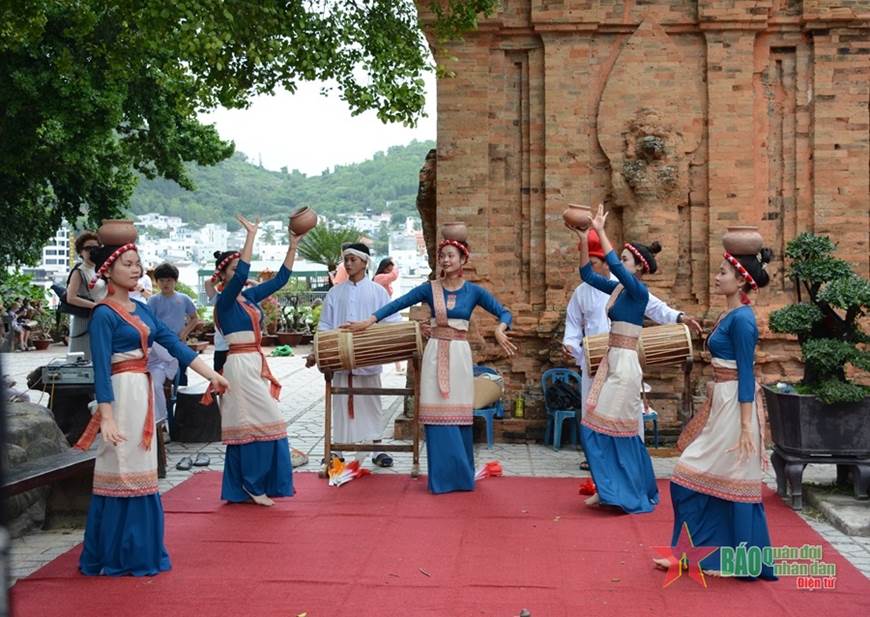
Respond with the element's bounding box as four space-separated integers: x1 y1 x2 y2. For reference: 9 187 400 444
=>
298 225 361 276
1 0 498 270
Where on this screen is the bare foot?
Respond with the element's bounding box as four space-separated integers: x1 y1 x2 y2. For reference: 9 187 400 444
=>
245 489 274 507
653 557 673 571
584 493 600 506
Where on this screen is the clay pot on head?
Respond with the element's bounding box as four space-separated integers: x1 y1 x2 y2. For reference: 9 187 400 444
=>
289 206 318 236
441 222 468 242
722 226 763 255
563 204 592 231
98 220 137 245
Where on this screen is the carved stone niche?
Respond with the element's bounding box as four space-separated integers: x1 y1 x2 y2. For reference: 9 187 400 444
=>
597 17 703 288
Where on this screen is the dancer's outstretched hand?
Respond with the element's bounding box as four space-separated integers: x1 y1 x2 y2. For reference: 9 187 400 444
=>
210 373 230 395
342 316 377 333
591 203 608 231
495 324 517 357
237 214 260 235
678 314 704 336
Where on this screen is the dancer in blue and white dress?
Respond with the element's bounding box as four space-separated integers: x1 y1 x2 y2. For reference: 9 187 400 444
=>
77 243 228 576
344 231 516 494
656 243 777 580
573 204 660 513
208 214 307 507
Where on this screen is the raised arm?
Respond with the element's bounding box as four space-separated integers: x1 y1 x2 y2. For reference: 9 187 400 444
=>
243 265 291 304
373 283 431 323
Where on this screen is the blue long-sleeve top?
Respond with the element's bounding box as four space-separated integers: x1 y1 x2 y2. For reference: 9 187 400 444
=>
579 249 649 325
708 306 758 403
215 260 291 334
89 301 197 404
373 281 512 327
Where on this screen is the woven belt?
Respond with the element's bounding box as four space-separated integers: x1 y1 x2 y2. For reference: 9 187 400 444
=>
75 358 154 451
431 327 468 341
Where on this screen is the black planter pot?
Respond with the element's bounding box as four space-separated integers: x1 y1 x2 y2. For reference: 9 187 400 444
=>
763 385 870 457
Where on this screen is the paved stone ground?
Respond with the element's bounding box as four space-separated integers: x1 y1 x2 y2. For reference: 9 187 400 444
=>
3 345 869 583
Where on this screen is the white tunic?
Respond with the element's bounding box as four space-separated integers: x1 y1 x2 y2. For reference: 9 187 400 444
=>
562 274 682 433
319 277 400 443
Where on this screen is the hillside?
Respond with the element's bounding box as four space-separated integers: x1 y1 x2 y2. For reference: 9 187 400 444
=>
127 139 434 227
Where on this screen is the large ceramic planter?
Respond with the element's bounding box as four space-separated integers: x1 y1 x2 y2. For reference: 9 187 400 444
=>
763 385 870 457
277 332 304 346
261 335 279 347
33 339 51 351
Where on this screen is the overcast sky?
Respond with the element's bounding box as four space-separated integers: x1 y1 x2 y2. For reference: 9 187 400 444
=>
199 73 437 176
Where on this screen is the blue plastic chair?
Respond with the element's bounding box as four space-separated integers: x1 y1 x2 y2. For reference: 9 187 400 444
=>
642 410 660 448
542 368 582 451
641 383 659 448
473 365 504 449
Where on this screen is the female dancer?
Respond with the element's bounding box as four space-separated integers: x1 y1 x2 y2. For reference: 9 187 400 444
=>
211 214 305 506
655 245 777 580
575 204 659 513
77 242 229 576
66 231 105 360
345 230 516 493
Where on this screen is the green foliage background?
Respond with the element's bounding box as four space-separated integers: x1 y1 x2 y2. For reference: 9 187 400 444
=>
127 140 434 227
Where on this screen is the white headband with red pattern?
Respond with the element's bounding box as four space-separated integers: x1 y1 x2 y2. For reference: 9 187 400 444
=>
89 243 137 289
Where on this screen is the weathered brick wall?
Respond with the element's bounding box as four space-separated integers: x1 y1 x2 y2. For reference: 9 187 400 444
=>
420 0 870 437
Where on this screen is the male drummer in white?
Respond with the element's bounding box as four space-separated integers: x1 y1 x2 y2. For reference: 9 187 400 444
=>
306 243 400 466
563 229 701 465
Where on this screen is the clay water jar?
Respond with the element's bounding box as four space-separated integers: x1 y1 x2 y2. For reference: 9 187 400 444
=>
289 207 318 235
563 204 592 231
440 222 468 242
98 220 137 245
722 226 763 255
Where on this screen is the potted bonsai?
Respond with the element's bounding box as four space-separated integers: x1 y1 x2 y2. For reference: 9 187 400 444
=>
765 232 870 457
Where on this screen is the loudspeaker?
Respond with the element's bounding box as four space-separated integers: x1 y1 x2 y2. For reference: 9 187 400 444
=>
172 384 221 443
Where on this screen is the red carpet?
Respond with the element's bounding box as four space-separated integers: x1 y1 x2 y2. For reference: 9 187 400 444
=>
12 473 870 617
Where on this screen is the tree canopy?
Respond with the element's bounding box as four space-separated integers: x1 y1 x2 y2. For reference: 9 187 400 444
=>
0 0 497 270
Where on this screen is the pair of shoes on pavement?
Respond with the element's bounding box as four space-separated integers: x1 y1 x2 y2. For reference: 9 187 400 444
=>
176 452 210 471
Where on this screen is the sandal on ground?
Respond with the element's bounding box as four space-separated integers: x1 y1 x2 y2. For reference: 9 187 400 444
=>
372 453 394 468
579 460 591 471
175 456 193 471
193 452 210 467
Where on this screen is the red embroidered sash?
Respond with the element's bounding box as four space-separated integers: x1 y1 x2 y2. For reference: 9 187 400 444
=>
75 299 155 451
430 280 466 398
202 296 280 404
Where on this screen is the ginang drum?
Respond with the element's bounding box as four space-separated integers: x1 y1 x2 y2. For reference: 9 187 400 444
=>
314 322 423 372
583 323 693 374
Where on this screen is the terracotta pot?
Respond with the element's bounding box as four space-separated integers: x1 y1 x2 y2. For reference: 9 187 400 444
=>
562 204 592 231
722 225 763 255
261 334 279 347
300 334 314 345
98 219 138 245
289 207 318 236
441 222 468 242
33 339 51 350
